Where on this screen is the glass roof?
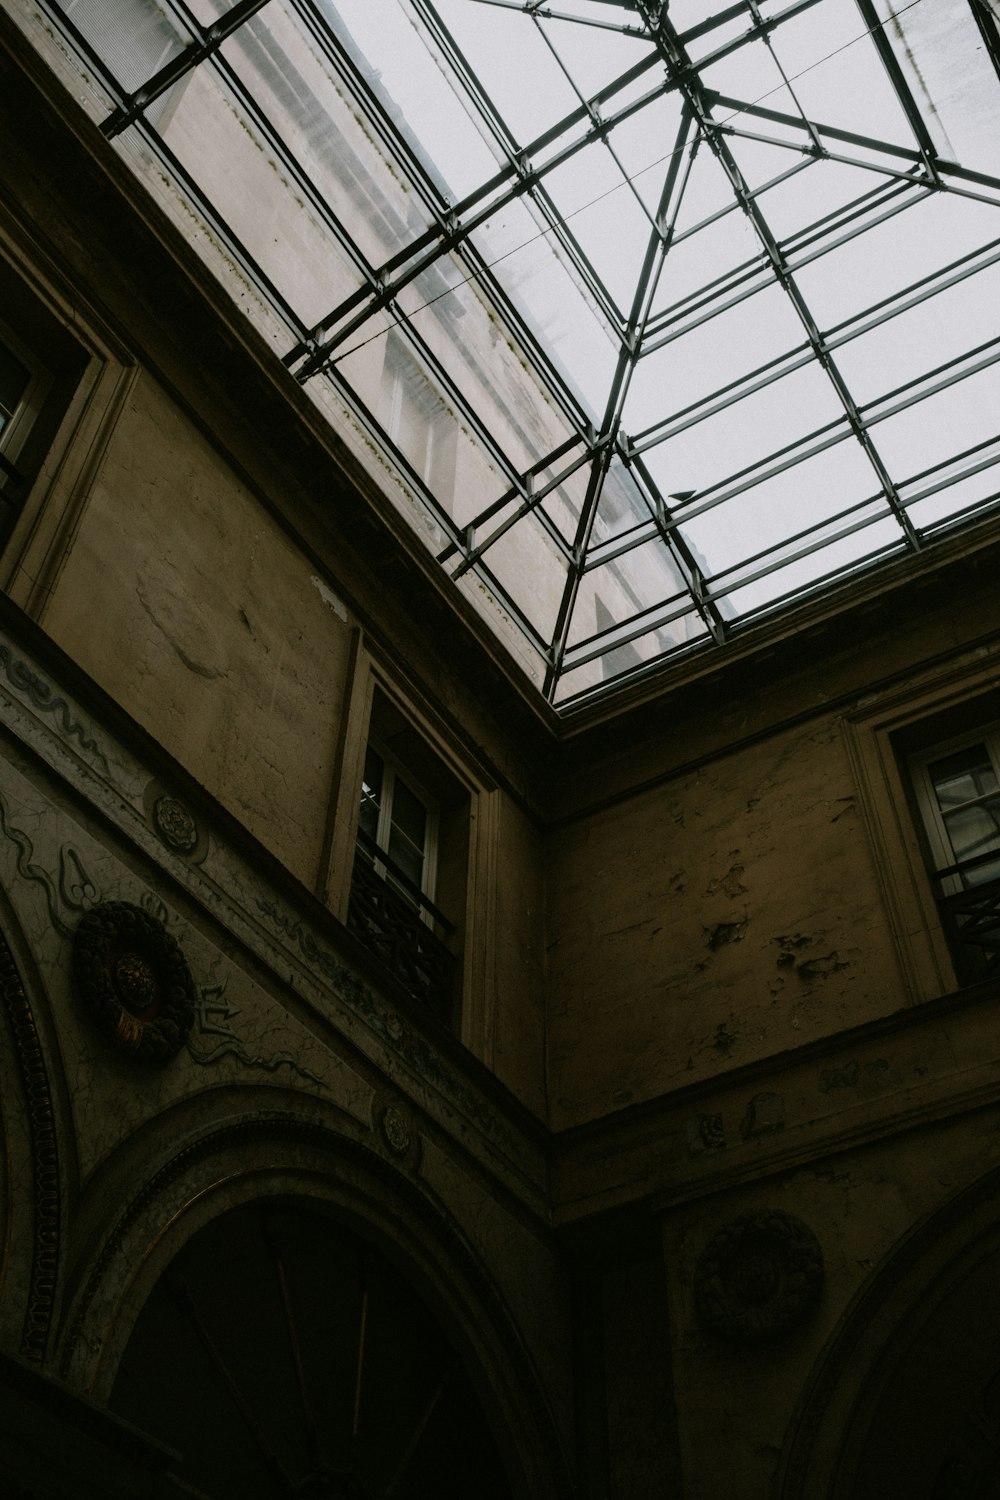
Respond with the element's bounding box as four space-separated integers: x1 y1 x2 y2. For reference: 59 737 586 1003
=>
28 0 1000 707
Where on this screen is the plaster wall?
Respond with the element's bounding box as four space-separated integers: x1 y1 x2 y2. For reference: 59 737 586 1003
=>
546 706 902 1127
40 370 352 890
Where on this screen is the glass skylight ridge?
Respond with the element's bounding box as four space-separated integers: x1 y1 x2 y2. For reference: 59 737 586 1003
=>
25 0 1000 707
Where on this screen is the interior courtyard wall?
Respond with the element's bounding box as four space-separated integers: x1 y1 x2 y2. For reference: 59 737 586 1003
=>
659 1103 1000 1500
545 566 1000 1130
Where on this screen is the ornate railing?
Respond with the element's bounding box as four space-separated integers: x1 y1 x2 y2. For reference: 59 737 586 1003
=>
347 838 455 1024
933 852 1000 983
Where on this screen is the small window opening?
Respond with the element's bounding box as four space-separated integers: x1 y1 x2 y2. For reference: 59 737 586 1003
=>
909 720 1000 983
348 689 468 1025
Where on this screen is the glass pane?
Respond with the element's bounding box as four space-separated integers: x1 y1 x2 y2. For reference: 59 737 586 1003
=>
931 746 1000 808
834 260 1000 408
222 10 436 276
358 747 384 849
872 0 1000 172
152 62 367 325
0 343 29 429
942 801 1000 881
432 0 584 146
626 277 806 436
768 0 919 149
59 0 192 92
390 774 427 851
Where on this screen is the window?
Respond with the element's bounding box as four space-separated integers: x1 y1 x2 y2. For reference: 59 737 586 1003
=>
347 689 467 1024
0 321 53 544
910 729 1000 982
379 331 457 510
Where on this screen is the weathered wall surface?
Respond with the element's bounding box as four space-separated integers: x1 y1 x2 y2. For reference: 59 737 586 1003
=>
661 1103 1000 1500
546 708 901 1127
41 372 353 889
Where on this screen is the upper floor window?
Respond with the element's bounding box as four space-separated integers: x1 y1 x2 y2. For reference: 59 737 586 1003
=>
348 689 466 1024
0 322 52 541
910 727 1000 981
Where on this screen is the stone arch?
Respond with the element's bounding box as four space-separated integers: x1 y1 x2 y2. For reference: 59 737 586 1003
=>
0 887 67 1367
778 1163 1000 1500
55 1106 571 1498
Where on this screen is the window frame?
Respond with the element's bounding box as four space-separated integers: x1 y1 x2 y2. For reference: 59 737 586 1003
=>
358 734 442 927
909 724 1000 896
0 208 136 608
322 646 501 1049
0 316 54 483
846 666 1000 1000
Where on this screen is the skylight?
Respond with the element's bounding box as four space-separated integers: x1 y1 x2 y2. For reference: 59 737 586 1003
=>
22 0 1000 707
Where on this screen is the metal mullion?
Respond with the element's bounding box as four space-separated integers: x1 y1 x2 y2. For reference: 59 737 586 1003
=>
546 103 699 695
200 46 381 296
467 0 656 38
708 492 896 597
902 452 1000 519
583 518 660 571
411 0 523 160
454 550 561 664
525 178 629 331
971 0 1000 85
631 345 815 448
670 46 922 550
317 366 469 558
124 118 310 340
452 476 584 576
633 413 851 521
287 36 677 366
290 80 644 373
852 0 940 172
532 12 660 235
781 180 928 277
291 2 470 221
825 240 1000 356
861 337 1000 431
707 91 924 166
443 439 593 569
396 316 527 495
899 431 1000 500
644 256 770 342
628 455 728 642
659 0 830 85
752 0 823 155
543 448 615 697
603 109 700 431
101 0 272 138
437 238 596 435
561 589 703 673
641 270 804 358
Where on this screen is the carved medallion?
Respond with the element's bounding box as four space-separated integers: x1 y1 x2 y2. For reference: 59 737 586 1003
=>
153 794 199 853
381 1106 412 1157
694 1209 823 1343
73 901 195 1064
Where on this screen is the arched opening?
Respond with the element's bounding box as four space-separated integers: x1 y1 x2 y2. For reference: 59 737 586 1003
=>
780 1168 1000 1500
108 1199 514 1499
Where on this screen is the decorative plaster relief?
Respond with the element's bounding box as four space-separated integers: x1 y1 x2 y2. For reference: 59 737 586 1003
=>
0 641 107 771
72 901 195 1065
186 967 325 1088
694 1210 824 1343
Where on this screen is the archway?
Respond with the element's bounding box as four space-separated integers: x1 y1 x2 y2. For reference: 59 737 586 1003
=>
108 1198 514 1499
779 1166 1000 1500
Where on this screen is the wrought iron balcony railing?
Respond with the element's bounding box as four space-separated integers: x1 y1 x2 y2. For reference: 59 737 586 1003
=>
932 850 1000 984
347 832 456 1024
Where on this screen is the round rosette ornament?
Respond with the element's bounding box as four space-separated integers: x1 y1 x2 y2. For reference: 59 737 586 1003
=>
73 901 195 1064
694 1209 823 1343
